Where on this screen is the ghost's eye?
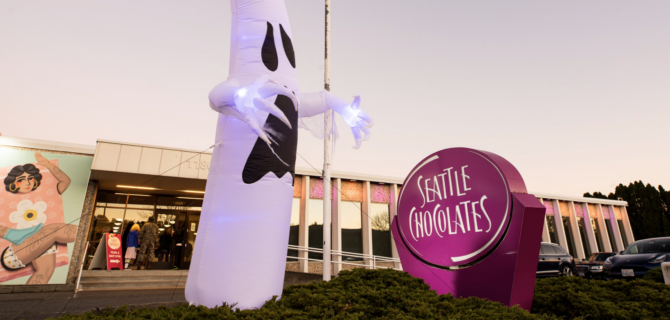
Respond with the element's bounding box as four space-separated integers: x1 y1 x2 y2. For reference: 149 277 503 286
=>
262 22 278 71
280 24 295 68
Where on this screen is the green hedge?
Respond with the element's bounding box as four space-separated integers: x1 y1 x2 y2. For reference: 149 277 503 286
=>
57 268 552 320
56 268 670 320
532 276 670 319
642 267 666 284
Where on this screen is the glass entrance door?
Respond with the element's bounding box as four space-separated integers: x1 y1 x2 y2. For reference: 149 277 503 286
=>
182 212 200 269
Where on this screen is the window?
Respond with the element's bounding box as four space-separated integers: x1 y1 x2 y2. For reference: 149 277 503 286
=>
604 219 617 251
341 201 363 261
623 239 670 254
546 216 558 244
591 218 604 251
308 199 324 260
370 203 391 258
554 246 568 255
577 218 591 257
287 198 300 261
617 220 629 248
562 217 577 255
541 244 556 255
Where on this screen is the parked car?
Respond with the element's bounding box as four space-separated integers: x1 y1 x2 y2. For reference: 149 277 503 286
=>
604 237 670 279
575 252 618 279
536 242 576 277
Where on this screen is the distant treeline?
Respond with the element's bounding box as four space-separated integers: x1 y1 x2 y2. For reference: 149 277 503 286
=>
585 181 670 240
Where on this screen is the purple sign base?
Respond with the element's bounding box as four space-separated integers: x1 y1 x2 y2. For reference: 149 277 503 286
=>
391 193 546 310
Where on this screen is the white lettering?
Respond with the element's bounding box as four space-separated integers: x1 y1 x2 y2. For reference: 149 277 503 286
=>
409 207 417 241
461 201 471 231
480 195 492 233
415 209 424 238
424 211 433 237
443 167 454 196
453 205 466 234
418 176 426 208
461 165 471 192
434 206 445 238
471 201 482 232
438 173 448 200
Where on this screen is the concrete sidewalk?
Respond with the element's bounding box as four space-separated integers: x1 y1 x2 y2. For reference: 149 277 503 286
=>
0 289 186 320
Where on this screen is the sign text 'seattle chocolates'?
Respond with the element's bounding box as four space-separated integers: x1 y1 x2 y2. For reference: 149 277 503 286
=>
392 147 546 310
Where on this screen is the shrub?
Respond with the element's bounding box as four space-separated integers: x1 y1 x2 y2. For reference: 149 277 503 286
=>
57 268 553 319
642 267 666 284
532 276 670 320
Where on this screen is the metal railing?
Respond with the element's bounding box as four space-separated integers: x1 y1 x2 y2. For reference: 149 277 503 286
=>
287 245 402 271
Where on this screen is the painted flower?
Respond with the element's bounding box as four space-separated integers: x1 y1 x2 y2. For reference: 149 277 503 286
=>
9 200 48 229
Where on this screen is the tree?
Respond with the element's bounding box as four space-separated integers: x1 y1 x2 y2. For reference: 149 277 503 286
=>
585 181 670 240
371 212 390 231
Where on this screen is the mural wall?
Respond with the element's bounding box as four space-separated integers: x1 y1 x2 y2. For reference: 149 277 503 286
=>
0 148 92 285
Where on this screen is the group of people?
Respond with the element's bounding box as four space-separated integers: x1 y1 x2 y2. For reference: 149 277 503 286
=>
121 218 187 270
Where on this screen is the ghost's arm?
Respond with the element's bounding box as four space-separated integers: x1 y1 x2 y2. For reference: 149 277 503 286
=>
208 76 297 145
298 90 373 149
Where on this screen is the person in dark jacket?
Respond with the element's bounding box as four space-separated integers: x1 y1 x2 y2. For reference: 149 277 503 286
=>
171 222 186 269
158 227 173 262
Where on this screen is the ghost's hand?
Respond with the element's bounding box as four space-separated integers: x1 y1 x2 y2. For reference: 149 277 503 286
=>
209 76 297 145
336 96 373 149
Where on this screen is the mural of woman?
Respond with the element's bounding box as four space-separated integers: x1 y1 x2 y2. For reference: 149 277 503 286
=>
0 152 78 284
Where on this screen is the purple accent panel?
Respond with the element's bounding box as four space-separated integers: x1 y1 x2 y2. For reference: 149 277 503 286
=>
370 184 391 204
543 200 554 216
393 148 546 311
601 205 610 219
309 178 324 199
574 203 584 218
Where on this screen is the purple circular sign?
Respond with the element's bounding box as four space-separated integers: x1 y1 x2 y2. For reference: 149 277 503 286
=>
397 148 514 268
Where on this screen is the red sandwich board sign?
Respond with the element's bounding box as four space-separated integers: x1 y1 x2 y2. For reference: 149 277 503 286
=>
105 233 123 270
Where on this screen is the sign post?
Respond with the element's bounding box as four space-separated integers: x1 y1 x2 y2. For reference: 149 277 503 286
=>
392 148 546 310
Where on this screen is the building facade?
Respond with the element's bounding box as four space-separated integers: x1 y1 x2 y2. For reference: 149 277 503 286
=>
0 136 634 285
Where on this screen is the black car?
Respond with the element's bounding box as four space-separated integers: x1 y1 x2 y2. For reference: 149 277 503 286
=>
604 237 670 279
575 252 617 279
536 242 576 277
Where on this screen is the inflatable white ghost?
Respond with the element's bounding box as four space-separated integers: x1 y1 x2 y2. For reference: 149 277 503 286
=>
185 0 373 309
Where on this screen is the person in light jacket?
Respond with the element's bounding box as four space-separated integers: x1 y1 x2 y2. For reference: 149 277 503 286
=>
124 224 140 270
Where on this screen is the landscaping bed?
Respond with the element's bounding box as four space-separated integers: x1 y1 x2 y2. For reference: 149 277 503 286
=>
55 268 670 319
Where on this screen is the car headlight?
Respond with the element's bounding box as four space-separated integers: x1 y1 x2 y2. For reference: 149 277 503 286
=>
649 255 667 264
591 265 603 270
604 257 612 265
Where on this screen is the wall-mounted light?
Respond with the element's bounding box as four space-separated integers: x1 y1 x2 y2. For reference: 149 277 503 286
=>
181 190 205 194
114 222 121 226
170 220 176 224
117 185 158 190
159 228 165 231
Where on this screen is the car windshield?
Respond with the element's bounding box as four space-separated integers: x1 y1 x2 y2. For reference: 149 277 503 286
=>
623 239 670 254
593 253 614 261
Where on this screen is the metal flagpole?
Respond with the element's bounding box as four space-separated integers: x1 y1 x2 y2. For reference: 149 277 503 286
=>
322 0 332 281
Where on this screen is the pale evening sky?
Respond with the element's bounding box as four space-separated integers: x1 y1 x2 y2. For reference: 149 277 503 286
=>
1 1 668 197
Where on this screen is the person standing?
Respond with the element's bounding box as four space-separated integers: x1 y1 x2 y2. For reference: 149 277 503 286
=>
158 227 173 262
124 224 140 270
137 217 159 270
171 222 186 269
